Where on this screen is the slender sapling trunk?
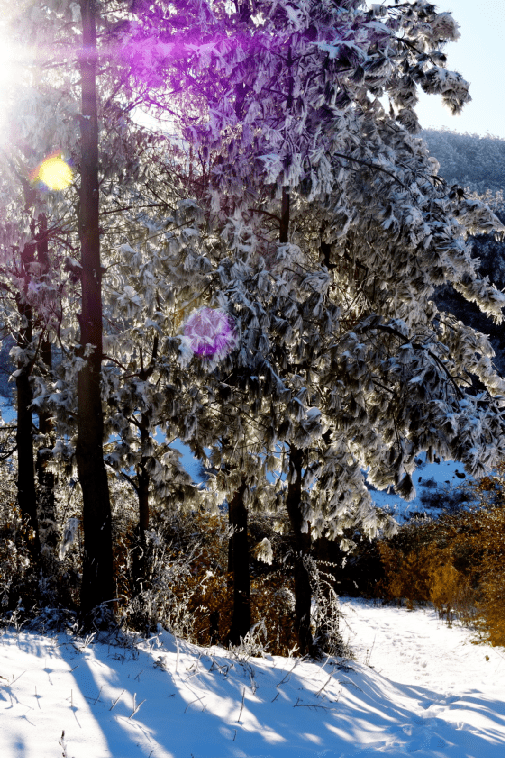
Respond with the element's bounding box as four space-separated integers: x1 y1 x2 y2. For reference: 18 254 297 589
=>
15 241 40 563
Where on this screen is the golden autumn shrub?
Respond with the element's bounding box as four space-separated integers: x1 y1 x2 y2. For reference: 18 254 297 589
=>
375 463 505 645
462 501 505 646
377 540 434 609
428 560 476 627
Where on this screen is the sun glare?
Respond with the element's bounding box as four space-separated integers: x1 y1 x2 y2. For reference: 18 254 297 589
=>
30 151 73 191
0 28 74 191
0 40 22 90
0 33 30 137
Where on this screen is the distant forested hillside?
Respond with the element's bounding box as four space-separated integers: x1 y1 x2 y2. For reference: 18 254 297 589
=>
421 128 505 198
421 129 505 377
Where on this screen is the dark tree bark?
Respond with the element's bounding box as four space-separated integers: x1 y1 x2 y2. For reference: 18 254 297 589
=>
130 337 159 597
226 479 250 646
35 216 58 570
77 0 114 625
36 410 57 568
286 444 314 657
137 418 151 531
15 241 40 563
279 169 315 656
130 411 151 598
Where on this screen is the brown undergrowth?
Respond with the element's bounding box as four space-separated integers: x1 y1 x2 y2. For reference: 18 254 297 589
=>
116 508 298 655
375 463 505 646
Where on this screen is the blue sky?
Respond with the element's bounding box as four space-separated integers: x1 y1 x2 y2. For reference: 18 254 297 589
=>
405 0 505 139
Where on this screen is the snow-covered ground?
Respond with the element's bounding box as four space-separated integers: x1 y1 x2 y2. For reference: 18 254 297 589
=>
1 598 503 758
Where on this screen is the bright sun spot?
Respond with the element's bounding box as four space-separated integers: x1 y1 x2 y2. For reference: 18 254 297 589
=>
30 152 73 191
0 31 73 191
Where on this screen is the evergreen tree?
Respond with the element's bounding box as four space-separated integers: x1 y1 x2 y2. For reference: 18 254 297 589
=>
131 0 505 654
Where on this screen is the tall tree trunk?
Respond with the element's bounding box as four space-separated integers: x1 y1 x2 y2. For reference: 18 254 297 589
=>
36 341 57 570
131 412 151 598
286 444 314 657
35 215 58 572
131 338 159 598
77 0 114 625
15 241 40 564
279 169 315 656
226 479 250 646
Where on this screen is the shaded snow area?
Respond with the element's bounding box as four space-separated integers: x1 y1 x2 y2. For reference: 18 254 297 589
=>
0 395 15 423
1 599 504 758
366 455 477 522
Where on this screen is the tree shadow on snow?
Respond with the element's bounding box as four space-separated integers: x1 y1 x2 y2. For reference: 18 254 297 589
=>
9 629 505 758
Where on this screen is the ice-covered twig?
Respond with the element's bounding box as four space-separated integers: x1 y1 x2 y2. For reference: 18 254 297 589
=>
109 690 124 711
129 693 146 719
237 688 245 723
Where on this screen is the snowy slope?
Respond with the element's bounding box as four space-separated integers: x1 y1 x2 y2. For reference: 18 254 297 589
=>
368 454 477 522
1 599 504 758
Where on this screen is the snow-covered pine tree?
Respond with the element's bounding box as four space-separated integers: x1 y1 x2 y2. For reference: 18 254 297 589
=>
98 188 210 606
0 0 118 617
128 0 505 654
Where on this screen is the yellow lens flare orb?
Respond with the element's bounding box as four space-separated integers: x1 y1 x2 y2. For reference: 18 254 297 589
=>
31 151 73 191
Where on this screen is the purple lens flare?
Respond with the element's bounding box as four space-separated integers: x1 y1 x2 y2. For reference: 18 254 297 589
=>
183 306 237 360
